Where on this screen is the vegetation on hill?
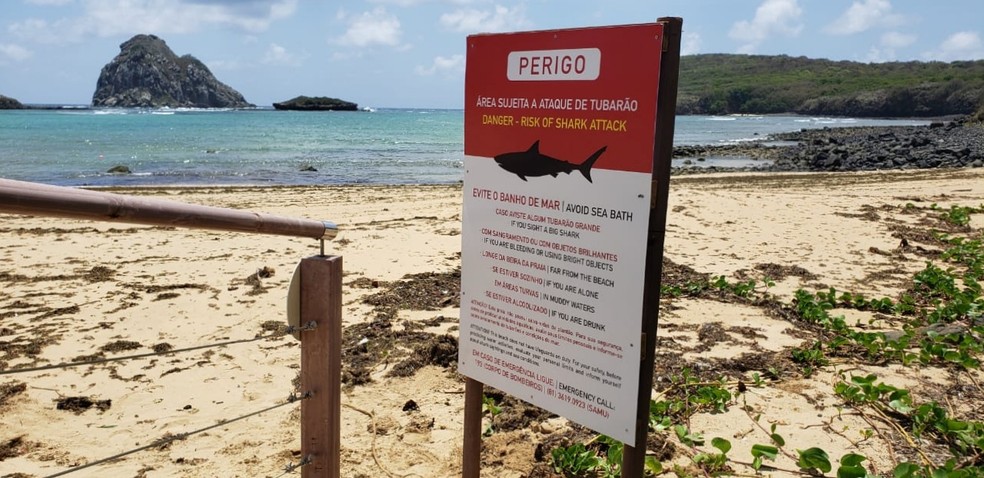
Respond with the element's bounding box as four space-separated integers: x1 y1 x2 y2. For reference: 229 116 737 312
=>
677 54 984 117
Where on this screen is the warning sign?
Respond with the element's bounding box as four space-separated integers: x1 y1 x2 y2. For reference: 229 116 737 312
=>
460 23 664 444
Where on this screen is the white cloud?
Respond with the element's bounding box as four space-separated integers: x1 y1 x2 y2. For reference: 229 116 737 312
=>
368 0 477 5
367 0 427 6
881 31 916 48
26 0 75 5
439 5 529 33
866 31 917 62
204 58 247 71
0 43 34 62
335 7 403 47
681 32 701 56
729 0 803 54
9 0 297 44
825 0 903 35
923 31 984 61
262 43 303 66
415 54 464 76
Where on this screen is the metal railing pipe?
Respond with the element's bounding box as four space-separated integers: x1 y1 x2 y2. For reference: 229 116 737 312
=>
0 178 337 240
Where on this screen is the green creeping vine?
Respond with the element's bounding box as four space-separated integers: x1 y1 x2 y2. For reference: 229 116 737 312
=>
834 374 984 477
661 275 774 299
549 203 984 476
934 203 984 227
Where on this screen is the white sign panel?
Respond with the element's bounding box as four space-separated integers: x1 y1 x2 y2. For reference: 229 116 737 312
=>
461 23 664 445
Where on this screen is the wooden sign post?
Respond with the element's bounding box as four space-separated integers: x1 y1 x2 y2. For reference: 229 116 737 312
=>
459 17 682 477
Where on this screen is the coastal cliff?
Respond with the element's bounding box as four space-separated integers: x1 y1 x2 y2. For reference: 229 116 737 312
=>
0 94 24 109
92 34 251 108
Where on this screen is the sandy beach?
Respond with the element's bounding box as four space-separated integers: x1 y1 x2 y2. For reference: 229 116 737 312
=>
2 168 984 477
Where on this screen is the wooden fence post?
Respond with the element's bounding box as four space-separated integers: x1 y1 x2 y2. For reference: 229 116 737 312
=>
462 377 484 477
301 255 343 478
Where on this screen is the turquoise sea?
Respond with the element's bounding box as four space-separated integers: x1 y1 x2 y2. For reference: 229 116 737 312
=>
0 107 930 187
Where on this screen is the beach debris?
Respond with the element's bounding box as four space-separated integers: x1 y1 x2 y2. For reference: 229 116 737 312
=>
386 334 457 378
347 277 383 289
0 436 31 460
362 268 460 310
242 266 276 296
100 340 142 353
56 396 112 413
152 292 180 301
82 265 116 283
0 381 27 407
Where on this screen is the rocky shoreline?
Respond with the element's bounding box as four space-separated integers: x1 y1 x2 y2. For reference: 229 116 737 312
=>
672 117 984 175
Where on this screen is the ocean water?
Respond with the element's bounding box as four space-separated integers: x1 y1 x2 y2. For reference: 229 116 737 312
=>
0 108 929 187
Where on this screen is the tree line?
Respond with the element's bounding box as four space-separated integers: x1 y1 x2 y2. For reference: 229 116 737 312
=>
677 54 984 118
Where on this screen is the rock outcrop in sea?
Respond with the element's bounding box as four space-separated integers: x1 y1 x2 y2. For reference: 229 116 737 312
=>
0 94 24 109
92 34 251 108
272 96 358 111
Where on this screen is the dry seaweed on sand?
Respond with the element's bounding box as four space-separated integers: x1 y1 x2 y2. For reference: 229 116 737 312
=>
56 396 112 413
362 268 461 310
0 381 27 407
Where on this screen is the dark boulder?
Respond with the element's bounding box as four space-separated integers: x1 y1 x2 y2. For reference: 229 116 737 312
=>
92 34 251 108
107 165 132 174
0 94 24 109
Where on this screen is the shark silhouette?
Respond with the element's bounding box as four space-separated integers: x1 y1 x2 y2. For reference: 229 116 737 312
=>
493 141 607 182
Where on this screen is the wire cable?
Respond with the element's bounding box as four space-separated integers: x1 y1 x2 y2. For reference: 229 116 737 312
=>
44 392 311 478
0 323 315 376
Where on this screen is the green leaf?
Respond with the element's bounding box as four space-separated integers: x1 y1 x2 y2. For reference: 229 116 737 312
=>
606 442 623 465
838 466 867 478
770 433 786 447
711 437 731 454
893 462 920 478
797 447 832 473
840 453 867 467
645 456 663 475
674 425 704 447
838 453 868 478
751 444 778 461
889 399 913 414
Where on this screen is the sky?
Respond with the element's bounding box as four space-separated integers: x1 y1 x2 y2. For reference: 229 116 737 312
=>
1 0 983 108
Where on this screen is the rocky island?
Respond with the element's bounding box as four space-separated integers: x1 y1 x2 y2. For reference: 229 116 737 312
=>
91 34 251 108
272 96 358 111
0 94 24 109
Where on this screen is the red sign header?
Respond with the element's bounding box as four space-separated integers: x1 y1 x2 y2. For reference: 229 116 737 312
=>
465 23 664 174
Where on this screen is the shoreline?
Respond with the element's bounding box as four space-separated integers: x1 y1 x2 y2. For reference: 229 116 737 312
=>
2 110 971 189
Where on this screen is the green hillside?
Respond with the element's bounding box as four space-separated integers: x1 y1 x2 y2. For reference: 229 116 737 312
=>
676 54 984 117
